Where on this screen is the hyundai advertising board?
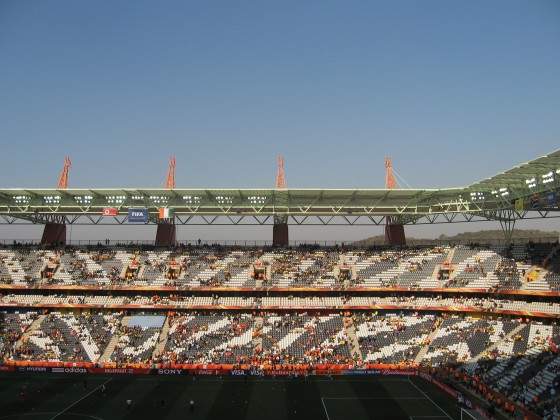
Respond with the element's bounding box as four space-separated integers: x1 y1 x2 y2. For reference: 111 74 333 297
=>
128 208 149 223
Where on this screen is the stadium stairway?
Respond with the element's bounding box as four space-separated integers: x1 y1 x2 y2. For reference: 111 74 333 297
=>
431 265 444 287
100 315 132 363
15 314 46 348
468 322 527 366
252 316 263 351
522 268 551 292
446 247 457 264
413 328 440 365
38 263 47 285
424 248 455 288
152 316 172 358
332 265 339 280
343 317 363 363
336 253 345 277
351 265 357 281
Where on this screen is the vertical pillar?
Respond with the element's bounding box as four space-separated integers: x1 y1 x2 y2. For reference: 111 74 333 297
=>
155 223 176 246
273 223 289 246
384 216 406 246
41 223 67 246
498 210 516 246
40 215 67 246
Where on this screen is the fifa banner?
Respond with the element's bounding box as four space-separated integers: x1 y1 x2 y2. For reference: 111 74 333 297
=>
547 192 557 207
159 208 174 219
128 208 149 223
514 199 524 212
102 208 118 216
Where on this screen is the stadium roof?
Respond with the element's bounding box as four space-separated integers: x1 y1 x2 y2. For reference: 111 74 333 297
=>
0 150 558 226
467 149 560 190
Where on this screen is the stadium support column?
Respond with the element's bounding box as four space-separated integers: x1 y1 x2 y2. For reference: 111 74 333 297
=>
273 215 289 246
41 215 67 246
273 155 289 246
41 157 72 246
155 219 176 246
156 155 177 246
384 217 406 246
384 157 406 246
498 209 515 246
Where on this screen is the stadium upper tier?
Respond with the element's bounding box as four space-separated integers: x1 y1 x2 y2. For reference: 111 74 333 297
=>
1 150 559 225
0 243 559 300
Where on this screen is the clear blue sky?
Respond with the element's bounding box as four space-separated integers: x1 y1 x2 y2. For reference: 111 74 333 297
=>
1 1 559 242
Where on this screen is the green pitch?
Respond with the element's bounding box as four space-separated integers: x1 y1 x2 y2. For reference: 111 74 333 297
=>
0 374 463 419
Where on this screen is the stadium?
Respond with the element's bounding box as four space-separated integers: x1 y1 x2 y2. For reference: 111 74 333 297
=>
0 150 559 420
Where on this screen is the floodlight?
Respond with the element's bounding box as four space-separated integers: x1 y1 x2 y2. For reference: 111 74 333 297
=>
542 172 555 184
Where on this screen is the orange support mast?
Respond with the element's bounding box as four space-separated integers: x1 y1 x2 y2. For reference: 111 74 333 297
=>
57 156 72 189
165 155 175 189
276 155 286 189
385 156 396 190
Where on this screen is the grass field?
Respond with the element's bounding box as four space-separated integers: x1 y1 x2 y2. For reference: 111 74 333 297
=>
0 374 464 419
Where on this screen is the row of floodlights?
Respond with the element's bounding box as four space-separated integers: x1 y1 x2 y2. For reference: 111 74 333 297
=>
469 192 485 201
468 170 560 201
468 189 510 200
13 196 31 204
490 187 510 197
468 187 511 201
525 170 560 188
12 194 269 205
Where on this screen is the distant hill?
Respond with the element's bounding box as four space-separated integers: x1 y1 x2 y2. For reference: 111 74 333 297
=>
436 229 559 242
355 229 560 245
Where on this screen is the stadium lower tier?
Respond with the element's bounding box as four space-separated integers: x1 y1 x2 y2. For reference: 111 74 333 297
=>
1 309 558 414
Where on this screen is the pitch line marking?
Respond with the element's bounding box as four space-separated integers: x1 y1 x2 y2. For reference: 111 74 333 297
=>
321 398 331 420
1 415 103 420
49 378 112 420
407 379 452 420
323 397 426 400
